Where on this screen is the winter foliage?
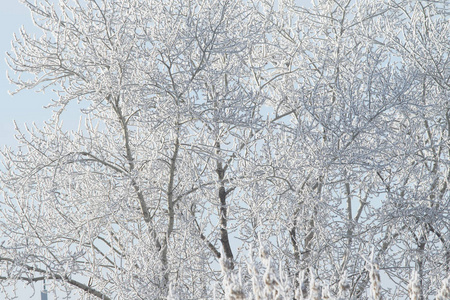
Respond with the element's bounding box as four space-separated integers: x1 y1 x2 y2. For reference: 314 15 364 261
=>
0 0 449 299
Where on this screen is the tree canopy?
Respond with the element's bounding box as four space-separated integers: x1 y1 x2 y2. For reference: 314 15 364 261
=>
1 0 449 299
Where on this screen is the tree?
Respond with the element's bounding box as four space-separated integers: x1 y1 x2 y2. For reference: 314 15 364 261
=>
1 0 448 299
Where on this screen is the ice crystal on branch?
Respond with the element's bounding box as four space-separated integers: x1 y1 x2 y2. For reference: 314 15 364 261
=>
1 0 449 299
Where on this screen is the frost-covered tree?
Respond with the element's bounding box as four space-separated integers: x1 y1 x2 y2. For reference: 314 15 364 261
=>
1 0 449 299
242 0 449 298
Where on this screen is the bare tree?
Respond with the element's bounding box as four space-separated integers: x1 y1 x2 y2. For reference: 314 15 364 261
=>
1 0 448 299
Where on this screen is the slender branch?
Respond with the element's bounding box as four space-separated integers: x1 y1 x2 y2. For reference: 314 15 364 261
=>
0 257 111 300
76 152 127 174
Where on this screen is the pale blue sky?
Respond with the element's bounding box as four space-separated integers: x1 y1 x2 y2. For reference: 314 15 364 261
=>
1 0 53 150
1 1 70 298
